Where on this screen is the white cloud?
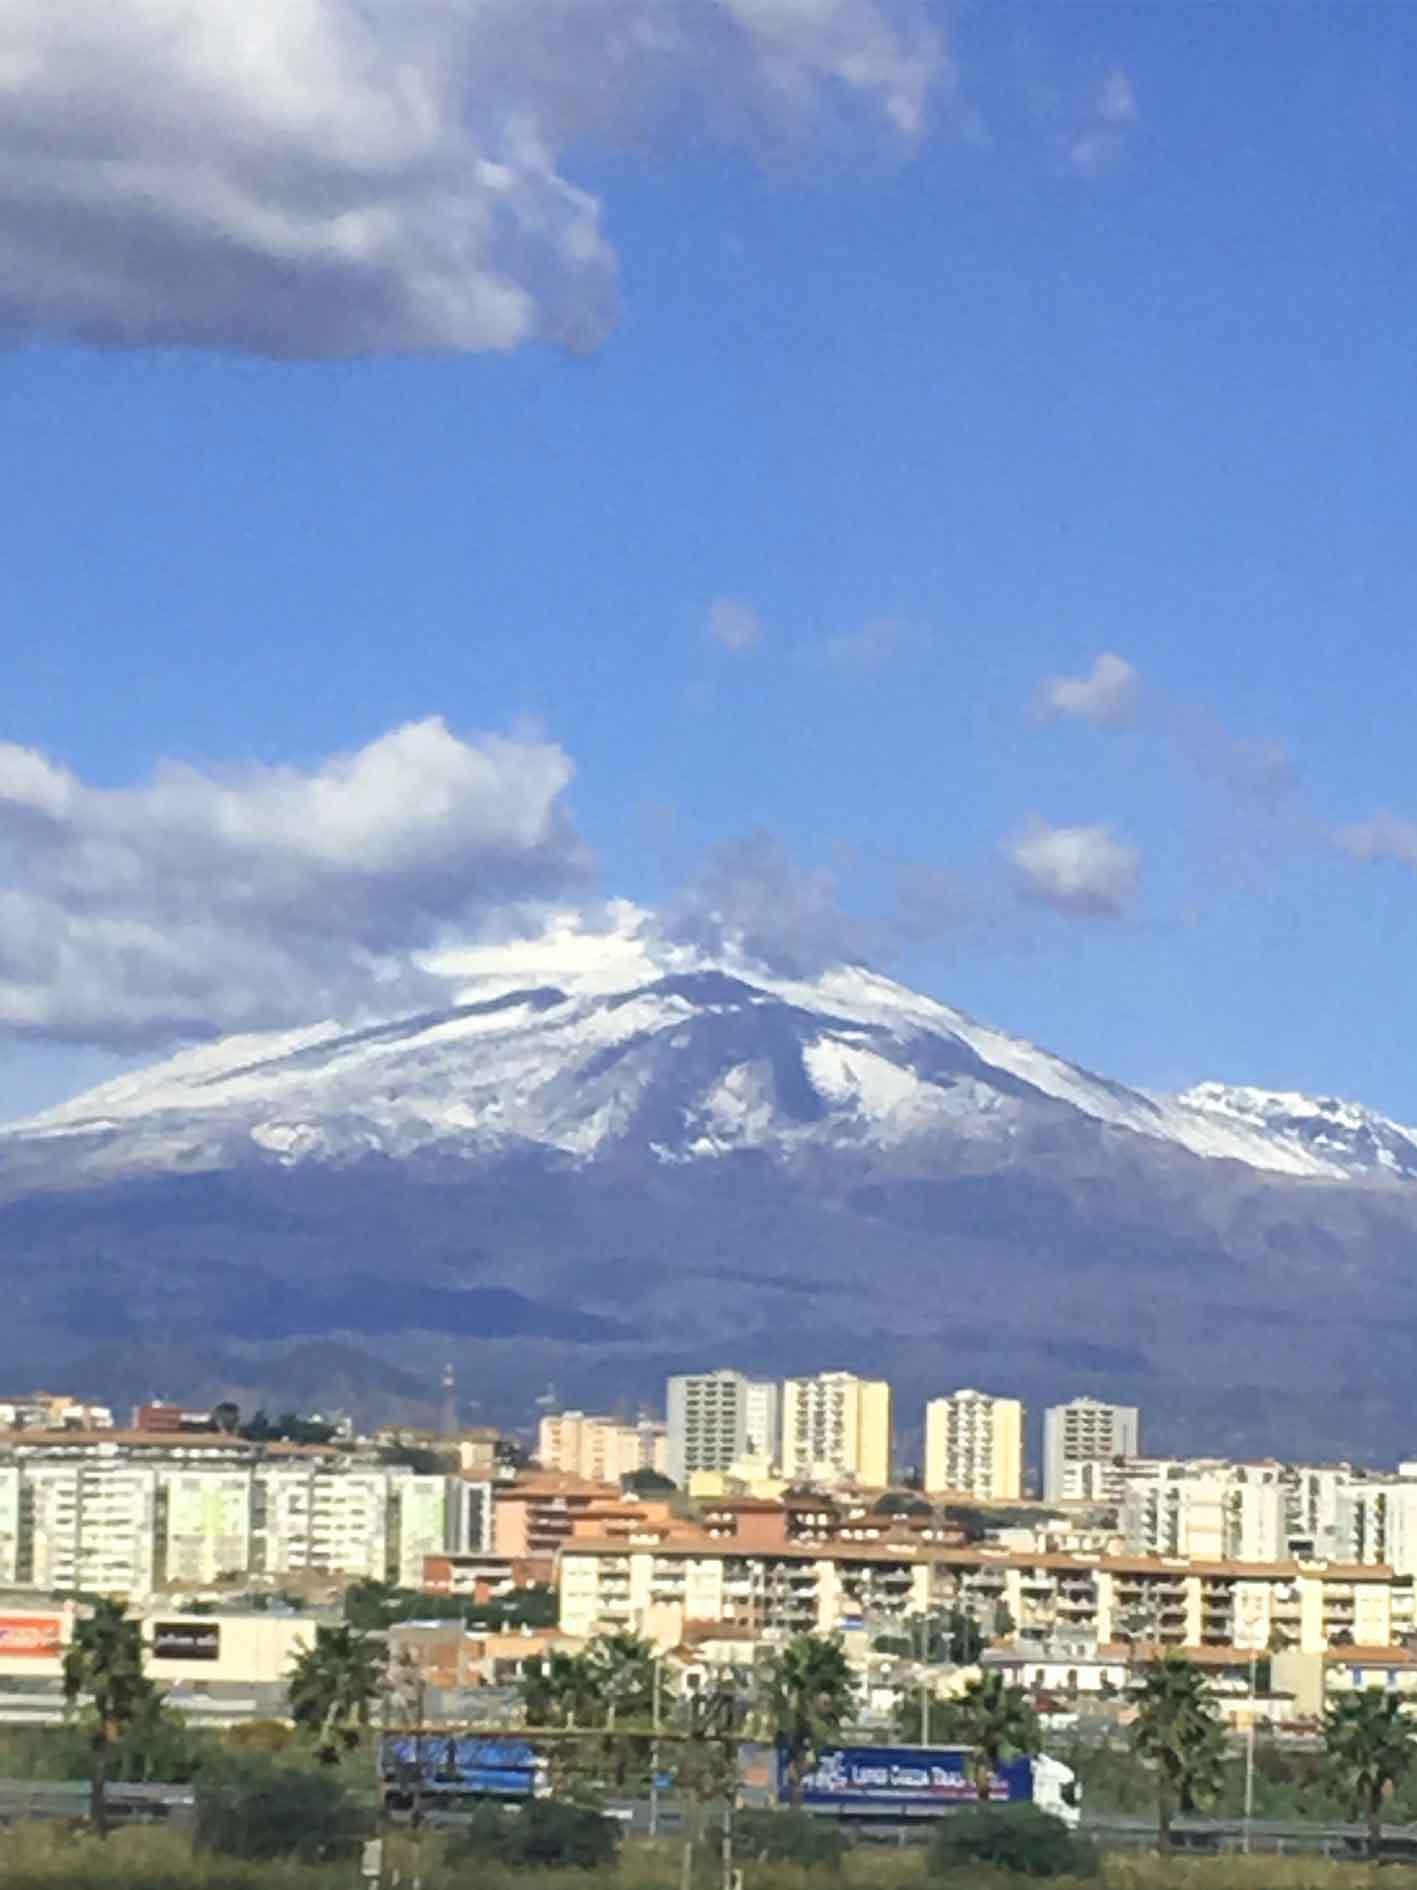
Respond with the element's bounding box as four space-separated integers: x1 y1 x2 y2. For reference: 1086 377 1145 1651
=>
1036 651 1140 727
0 0 941 356
1007 819 1140 919
1338 813 1417 871
707 597 762 653
0 719 588 1044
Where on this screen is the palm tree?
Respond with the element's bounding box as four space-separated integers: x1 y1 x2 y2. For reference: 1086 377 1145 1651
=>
520 1647 603 1728
764 1633 857 1806
61 1598 157 1837
288 1624 386 1763
1322 1687 1415 1858
583 1631 657 1787
1130 1653 1227 1852
954 1671 1040 1803
583 1631 656 1727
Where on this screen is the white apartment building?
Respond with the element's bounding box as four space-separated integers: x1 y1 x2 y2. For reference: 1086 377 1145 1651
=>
23 1463 158 1595
160 1468 253 1585
1120 1460 1285 1563
1337 1479 1417 1578
0 1395 113 1433
1285 1465 1351 1559
256 1466 394 1580
537 1412 670 1484
781 1374 892 1488
924 1391 1023 1500
1043 1399 1140 1502
393 1475 457 1588
0 1469 19 1585
667 1373 780 1486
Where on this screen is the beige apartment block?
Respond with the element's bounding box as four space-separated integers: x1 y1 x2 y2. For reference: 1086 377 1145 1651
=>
924 1391 1023 1500
781 1374 892 1488
557 1533 1412 1656
536 1412 668 1484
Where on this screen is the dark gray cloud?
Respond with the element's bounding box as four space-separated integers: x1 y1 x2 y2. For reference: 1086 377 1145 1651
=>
0 0 940 356
0 719 588 1044
666 831 886 978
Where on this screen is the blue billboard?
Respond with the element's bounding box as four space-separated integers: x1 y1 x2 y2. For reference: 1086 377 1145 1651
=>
784 1745 1035 1815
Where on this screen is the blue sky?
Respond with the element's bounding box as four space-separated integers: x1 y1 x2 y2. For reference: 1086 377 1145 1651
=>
4 0 1417 1120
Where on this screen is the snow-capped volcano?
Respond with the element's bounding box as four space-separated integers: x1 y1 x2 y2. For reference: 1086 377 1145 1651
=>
6 913 1417 1461
6 912 1413 1186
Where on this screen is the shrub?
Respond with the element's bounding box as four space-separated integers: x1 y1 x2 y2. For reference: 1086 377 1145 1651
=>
445 1798 621 1871
928 1806 1100 1879
194 1750 368 1863
730 1807 848 1869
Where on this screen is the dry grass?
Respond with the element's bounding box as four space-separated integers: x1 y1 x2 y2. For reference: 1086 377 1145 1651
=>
4 1823 1417 1890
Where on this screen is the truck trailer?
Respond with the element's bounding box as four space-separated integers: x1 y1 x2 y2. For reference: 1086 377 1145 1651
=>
781 1745 1080 1828
378 1734 549 1812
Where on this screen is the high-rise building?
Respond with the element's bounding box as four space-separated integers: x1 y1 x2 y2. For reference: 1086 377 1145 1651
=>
1042 1398 1141 1502
781 1373 891 1487
923 1390 1023 1500
666 1372 780 1487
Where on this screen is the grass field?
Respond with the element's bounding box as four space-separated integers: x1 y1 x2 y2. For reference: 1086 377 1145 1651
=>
3 1826 1417 1890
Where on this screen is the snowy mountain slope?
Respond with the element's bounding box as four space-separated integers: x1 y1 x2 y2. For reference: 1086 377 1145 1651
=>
3 918 1410 1186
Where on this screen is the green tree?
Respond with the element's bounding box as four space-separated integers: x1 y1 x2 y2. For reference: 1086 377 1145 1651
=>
894 1690 966 1745
1322 1686 1415 1858
196 1750 367 1862
60 1598 158 1836
210 1400 240 1434
583 1630 655 1725
287 1624 386 1763
764 1633 857 1806
1130 1653 1228 1852
928 1805 1099 1880
954 1670 1040 1802
521 1647 603 1728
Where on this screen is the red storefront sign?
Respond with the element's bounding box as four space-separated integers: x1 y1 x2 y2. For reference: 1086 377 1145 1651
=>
0 1617 62 1657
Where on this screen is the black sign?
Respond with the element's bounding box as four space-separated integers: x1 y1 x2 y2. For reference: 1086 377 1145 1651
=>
153 1621 220 1662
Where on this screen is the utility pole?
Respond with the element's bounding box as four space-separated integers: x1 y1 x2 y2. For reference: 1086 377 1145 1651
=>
1243 1647 1257 1855
649 1657 663 1838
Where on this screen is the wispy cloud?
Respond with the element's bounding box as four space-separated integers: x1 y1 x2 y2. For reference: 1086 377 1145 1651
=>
0 720 588 1045
707 597 762 653
1338 813 1417 872
814 618 908 678
1007 819 1140 920
1068 66 1138 176
1035 651 1140 727
0 0 942 357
